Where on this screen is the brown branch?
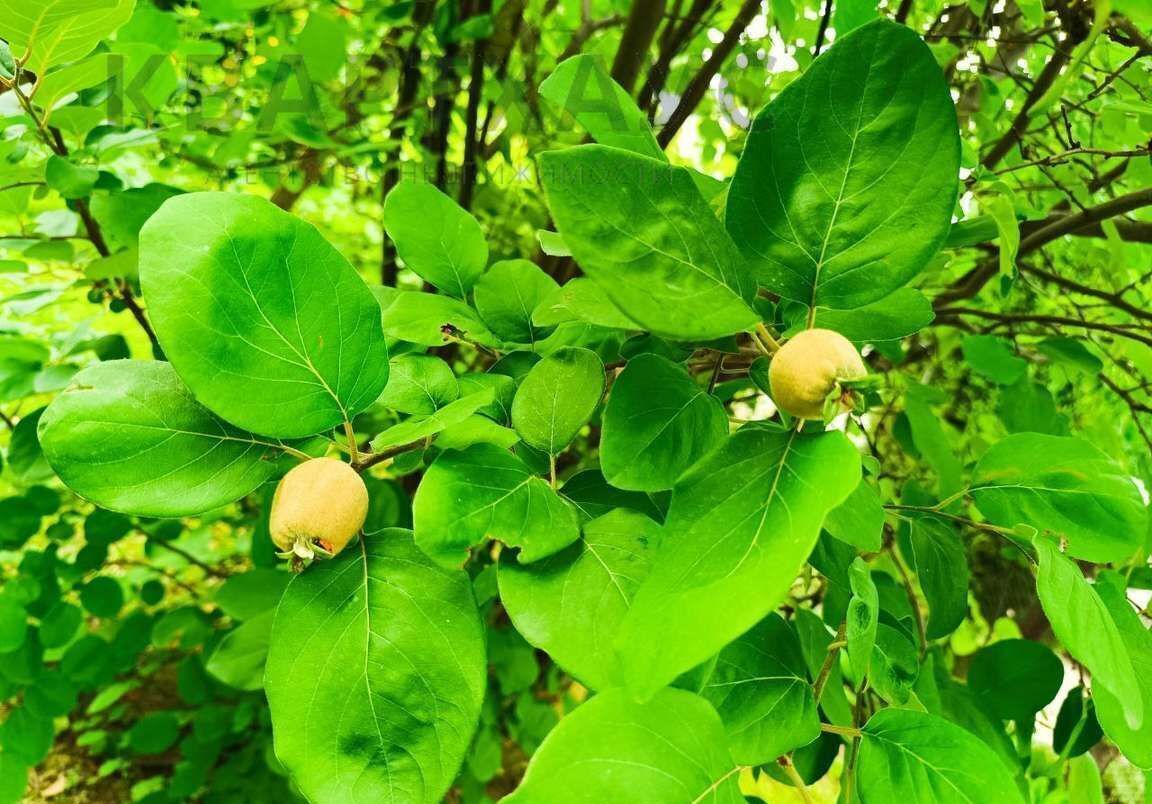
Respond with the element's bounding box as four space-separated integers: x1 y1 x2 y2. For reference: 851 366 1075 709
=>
610 0 666 93
636 0 713 113
381 0 438 285
936 186 1152 306
936 307 1152 349
981 33 1083 169
656 0 759 148
459 0 493 211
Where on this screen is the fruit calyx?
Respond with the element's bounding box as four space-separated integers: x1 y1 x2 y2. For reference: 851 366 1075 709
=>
269 457 369 572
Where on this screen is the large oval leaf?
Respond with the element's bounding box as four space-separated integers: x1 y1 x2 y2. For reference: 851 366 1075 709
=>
265 529 485 804
139 192 389 438
504 688 741 804
858 709 1025 803
615 427 861 698
498 509 659 691
39 360 282 517
539 145 759 340
600 353 728 492
726 19 960 309
972 433 1148 563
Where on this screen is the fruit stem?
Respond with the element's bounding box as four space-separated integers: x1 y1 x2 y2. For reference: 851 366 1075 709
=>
344 421 359 464
754 322 783 353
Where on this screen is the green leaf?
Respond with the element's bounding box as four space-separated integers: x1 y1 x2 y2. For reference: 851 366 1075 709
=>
962 335 1027 385
615 428 860 698
967 639 1063 722
80 576 123 618
700 613 820 765
834 0 878 33
857 708 1025 804
266 529 486 804
295 8 348 82
972 434 1148 563
600 354 728 492
1033 538 1142 730
499 509 659 691
538 55 665 162
378 289 499 348
382 182 488 298
726 20 960 309
7 408 53 484
504 688 741 804
39 361 284 517
846 558 878 682
139 192 389 438
532 277 639 330
805 288 935 342
903 383 963 496
907 517 968 639
206 611 274 691
128 712 180 754
1093 572 1152 768
0 0 135 73
370 389 495 451
213 568 289 620
413 444 580 567
511 347 604 455
45 156 98 200
380 354 458 415
997 378 1068 435
1036 337 1102 373
539 145 758 340
39 602 81 649
0 599 27 653
473 260 559 344
824 477 884 551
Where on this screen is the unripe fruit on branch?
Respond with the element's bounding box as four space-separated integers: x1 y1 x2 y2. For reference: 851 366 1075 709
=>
769 328 867 420
270 457 368 568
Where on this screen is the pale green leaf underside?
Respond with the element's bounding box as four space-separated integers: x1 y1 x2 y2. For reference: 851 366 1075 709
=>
265 529 486 804
38 360 282 517
140 192 389 439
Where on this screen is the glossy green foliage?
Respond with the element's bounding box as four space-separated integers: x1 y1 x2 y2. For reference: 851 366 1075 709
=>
726 20 960 309
140 192 390 438
265 529 485 804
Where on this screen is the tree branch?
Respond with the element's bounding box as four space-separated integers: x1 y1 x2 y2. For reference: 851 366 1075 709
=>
657 0 759 148
610 0 666 93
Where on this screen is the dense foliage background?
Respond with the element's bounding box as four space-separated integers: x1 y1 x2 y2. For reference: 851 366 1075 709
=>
1 0 1151 801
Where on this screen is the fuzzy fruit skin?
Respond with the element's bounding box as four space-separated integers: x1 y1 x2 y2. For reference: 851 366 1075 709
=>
769 328 866 420
269 457 369 558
